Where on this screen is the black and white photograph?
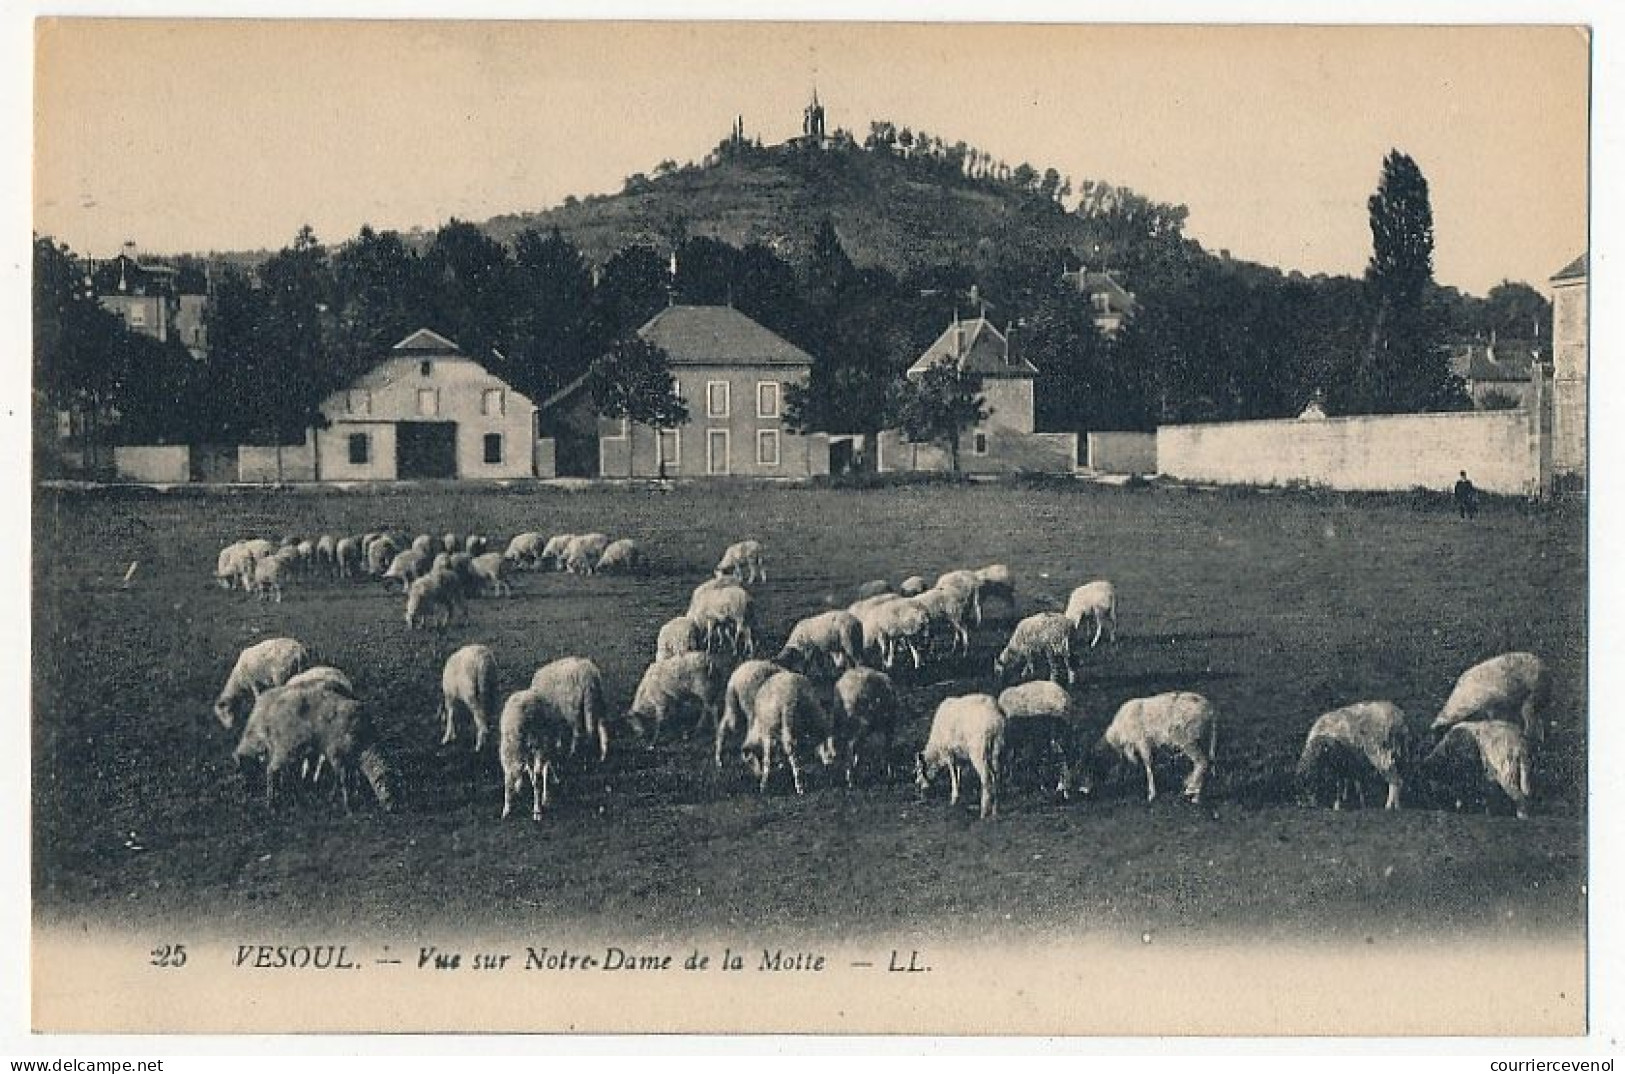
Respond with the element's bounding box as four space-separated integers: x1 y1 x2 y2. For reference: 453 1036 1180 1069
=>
19 13 1608 1041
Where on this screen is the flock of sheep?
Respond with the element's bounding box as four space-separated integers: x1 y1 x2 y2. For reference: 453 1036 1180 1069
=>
211 531 1555 823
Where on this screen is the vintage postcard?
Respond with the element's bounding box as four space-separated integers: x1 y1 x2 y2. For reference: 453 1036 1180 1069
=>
28 18 1591 1036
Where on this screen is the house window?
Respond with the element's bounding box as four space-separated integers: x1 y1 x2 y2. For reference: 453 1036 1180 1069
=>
348 433 370 465
417 388 439 416
420 360 433 377
972 432 989 456
346 390 371 416
757 381 781 419
482 388 505 416
707 381 730 418
657 428 681 470
757 429 781 467
483 433 503 464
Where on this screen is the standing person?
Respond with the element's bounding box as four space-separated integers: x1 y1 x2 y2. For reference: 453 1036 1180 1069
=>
1454 470 1479 519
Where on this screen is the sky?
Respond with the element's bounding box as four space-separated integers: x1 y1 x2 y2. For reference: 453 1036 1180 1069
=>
34 20 1589 296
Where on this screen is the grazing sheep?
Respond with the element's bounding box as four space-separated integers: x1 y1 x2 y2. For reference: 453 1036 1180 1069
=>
562 533 611 575
404 568 467 630
504 532 546 569
216 542 251 590
716 659 782 769
496 688 576 821
295 539 315 570
411 534 436 557
285 666 354 694
995 612 1079 685
625 652 725 747
847 595 904 665
1431 652 1552 745
976 563 1016 605
741 670 835 796
529 656 611 762
215 638 312 729
595 538 643 574
467 552 514 597
898 575 929 597
242 537 277 561
831 667 900 787
334 536 362 579
914 693 1006 819
232 680 397 812
997 681 1079 798
715 539 767 584
909 587 972 656
538 533 575 571
777 610 864 676
442 532 459 554
1296 701 1412 810
872 598 932 670
655 615 705 662
1423 720 1534 819
251 554 290 603
1064 580 1119 648
439 645 499 752
687 584 759 656
365 536 400 577
314 534 337 574
464 534 488 555
384 548 432 592
854 579 893 601
1081 692 1218 804
935 569 984 625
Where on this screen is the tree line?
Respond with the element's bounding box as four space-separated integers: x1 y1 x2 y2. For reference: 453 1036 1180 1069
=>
35 150 1549 472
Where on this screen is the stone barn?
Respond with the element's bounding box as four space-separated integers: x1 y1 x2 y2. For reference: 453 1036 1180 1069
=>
313 329 538 481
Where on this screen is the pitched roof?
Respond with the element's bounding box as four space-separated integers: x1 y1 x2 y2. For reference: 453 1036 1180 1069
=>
636 305 812 367
1551 253 1588 283
392 327 465 354
907 316 1038 379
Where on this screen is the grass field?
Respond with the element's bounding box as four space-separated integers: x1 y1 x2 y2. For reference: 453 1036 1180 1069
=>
31 481 1588 944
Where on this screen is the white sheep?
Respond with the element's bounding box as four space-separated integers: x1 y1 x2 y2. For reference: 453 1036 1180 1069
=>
464 534 488 555
997 680 1079 798
231 679 397 812
1064 580 1118 648
687 583 759 656
529 656 611 761
1296 701 1412 810
314 534 337 575
216 542 252 590
1080 691 1218 804
242 537 277 561
460 552 510 597
1423 720 1534 819
411 534 436 557
741 670 835 795
625 652 724 747
563 533 611 575
914 693 1006 819
538 533 575 571
898 575 929 597
995 612 1078 685
365 536 400 577
976 563 1016 605
716 659 782 769
334 536 362 579
595 538 643 574
285 665 354 694
251 554 291 603
213 636 309 725
777 610 864 676
854 579 893 601
383 548 432 592
404 568 466 630
831 667 900 787
497 688 575 821
908 587 972 656
441 532 459 554
934 569 984 625
871 598 931 670
655 615 705 662
715 539 767 584
439 644 499 752
1431 651 1551 745
504 532 546 569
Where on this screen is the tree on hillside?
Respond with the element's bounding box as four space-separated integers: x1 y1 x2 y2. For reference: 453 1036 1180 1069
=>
1352 150 1464 413
889 358 989 474
585 337 689 478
